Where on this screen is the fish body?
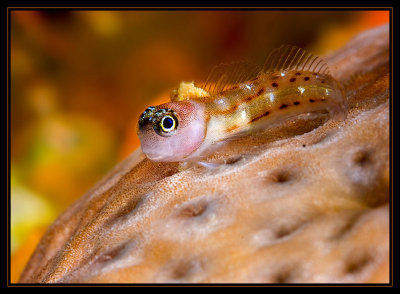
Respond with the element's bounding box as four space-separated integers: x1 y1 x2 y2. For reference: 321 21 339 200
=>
137 45 347 162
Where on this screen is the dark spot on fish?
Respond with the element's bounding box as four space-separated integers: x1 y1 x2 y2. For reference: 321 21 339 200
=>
279 104 288 109
295 72 301 75
304 77 310 81
290 78 296 82
321 79 326 83
293 101 300 105
272 82 279 87
309 99 315 103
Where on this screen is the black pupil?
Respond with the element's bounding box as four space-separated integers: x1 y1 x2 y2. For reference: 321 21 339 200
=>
163 117 174 129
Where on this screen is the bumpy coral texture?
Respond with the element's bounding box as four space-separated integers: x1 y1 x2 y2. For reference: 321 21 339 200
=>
20 25 390 283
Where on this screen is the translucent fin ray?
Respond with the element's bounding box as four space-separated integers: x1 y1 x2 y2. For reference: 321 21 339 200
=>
202 61 261 95
261 45 330 75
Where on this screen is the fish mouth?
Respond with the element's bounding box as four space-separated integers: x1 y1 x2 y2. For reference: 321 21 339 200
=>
145 153 163 161
146 154 178 162
142 148 178 162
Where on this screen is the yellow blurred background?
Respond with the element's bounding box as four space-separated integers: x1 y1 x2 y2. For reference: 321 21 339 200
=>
9 9 389 282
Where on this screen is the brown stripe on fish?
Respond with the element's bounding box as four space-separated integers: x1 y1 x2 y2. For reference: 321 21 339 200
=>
249 76 260 82
250 111 271 123
214 87 266 115
256 87 265 96
213 103 240 115
242 87 265 103
225 124 241 133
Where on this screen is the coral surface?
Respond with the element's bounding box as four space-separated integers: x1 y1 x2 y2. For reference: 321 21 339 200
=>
20 24 390 283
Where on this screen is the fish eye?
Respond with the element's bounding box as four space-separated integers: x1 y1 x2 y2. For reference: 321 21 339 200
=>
153 110 179 137
161 115 176 132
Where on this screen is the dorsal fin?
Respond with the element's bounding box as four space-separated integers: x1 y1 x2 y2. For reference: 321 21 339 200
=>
201 61 261 95
261 45 330 75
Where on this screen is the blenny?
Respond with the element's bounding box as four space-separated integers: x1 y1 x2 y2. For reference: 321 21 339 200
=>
137 45 347 162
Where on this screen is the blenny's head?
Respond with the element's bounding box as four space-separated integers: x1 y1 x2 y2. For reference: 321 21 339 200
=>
137 101 206 162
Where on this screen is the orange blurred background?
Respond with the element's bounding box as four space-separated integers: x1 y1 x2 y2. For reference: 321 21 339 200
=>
9 9 389 282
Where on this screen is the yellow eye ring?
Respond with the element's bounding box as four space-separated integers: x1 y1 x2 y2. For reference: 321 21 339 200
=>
160 115 176 132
